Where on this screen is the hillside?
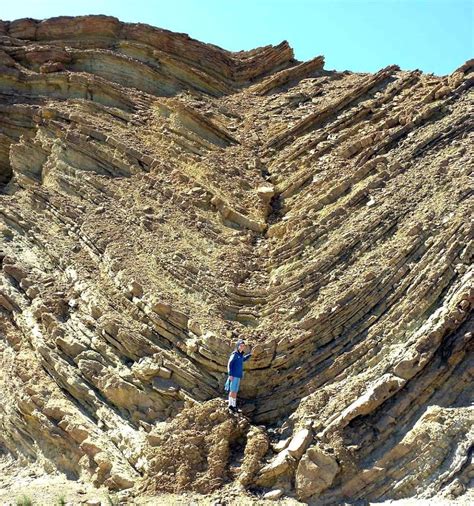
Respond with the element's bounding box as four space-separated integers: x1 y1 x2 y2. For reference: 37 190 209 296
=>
0 15 472 505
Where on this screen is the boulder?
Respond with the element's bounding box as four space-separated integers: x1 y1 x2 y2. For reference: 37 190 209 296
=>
296 446 339 500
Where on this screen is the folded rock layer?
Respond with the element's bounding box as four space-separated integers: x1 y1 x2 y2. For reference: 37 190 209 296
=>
0 15 472 504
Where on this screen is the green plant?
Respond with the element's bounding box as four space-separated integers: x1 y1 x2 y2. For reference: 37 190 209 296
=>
16 496 32 506
106 494 119 506
57 495 66 506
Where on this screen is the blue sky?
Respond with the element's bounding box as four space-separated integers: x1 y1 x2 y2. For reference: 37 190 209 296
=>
2 1 473 75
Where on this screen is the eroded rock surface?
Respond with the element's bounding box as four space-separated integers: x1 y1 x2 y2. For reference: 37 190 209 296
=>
0 15 473 504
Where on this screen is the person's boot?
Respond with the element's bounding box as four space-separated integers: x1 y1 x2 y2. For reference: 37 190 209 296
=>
228 405 236 414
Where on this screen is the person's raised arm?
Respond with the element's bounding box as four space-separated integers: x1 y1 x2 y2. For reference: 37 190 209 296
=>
243 346 252 361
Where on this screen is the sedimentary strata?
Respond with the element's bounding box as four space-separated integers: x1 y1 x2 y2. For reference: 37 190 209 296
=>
0 15 472 504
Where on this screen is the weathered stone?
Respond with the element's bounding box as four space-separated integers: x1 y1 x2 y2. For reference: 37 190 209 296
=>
272 436 291 453
128 280 143 298
85 499 101 506
132 357 162 380
188 319 203 336
287 428 312 459
0 292 16 312
263 489 284 500
257 185 275 202
157 366 172 379
256 449 295 487
3 264 28 282
296 446 339 499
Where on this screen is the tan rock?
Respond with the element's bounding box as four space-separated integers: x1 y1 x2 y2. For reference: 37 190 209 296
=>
256 449 295 487
157 366 172 379
85 499 101 506
263 489 284 500
188 319 203 336
272 436 291 452
151 300 172 316
0 292 16 312
128 280 143 298
287 428 312 459
296 446 339 500
132 357 162 380
257 185 275 202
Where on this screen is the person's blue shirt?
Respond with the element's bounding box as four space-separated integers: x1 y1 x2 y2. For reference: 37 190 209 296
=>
228 350 251 378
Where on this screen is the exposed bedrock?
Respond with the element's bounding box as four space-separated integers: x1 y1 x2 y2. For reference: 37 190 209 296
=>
0 15 473 504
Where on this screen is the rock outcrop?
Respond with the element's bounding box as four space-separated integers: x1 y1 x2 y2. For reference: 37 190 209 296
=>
0 15 473 504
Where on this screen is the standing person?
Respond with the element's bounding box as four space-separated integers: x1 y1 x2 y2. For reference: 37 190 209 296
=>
226 339 252 413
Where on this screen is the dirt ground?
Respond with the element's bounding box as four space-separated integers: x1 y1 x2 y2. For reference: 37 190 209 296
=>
0 457 301 506
2 455 472 506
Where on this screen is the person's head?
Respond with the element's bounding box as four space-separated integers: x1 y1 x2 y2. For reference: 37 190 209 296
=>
236 339 246 352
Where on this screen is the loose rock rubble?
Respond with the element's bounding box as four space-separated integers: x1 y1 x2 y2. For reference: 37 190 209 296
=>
0 14 473 505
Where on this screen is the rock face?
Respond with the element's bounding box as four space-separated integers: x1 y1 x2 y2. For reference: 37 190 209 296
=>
0 14 473 504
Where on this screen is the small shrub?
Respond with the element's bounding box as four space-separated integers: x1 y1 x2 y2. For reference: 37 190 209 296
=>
16 496 33 506
106 494 119 506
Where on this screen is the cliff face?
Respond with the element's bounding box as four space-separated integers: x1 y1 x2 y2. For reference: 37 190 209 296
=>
0 15 472 503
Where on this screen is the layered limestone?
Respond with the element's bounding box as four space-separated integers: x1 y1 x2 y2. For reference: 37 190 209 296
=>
0 15 473 504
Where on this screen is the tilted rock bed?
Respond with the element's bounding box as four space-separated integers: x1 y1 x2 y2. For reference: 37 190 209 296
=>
0 15 473 504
